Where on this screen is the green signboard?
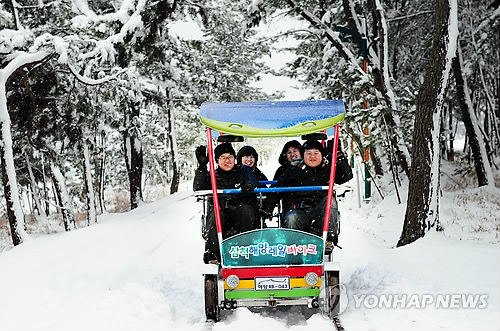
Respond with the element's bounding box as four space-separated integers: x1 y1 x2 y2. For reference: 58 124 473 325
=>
221 229 324 267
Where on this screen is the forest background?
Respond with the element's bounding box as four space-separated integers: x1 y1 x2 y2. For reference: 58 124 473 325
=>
0 0 499 252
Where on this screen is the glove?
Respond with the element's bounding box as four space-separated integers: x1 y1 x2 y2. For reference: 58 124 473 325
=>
241 182 255 195
195 145 209 167
326 140 345 161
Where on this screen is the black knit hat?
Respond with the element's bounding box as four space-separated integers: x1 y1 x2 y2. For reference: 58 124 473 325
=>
302 140 325 157
214 143 236 160
278 140 303 165
236 146 258 165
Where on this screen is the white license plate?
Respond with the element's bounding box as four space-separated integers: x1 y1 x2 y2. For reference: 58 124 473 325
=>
255 276 290 291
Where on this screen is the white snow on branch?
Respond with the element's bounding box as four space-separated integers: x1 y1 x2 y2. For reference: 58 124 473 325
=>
72 0 137 25
0 28 32 54
473 5 500 35
68 64 127 85
77 0 146 64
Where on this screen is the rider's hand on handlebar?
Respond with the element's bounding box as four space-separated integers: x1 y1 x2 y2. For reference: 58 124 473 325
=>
241 183 255 195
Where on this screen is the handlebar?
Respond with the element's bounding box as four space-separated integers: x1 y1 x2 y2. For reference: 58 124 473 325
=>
194 186 330 197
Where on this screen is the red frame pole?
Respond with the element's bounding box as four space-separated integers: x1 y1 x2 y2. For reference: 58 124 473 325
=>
322 125 339 240
206 128 222 235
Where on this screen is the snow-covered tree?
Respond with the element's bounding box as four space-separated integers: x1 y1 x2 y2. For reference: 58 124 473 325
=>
398 0 458 246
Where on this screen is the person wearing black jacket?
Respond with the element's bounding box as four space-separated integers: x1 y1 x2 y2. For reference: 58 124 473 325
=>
273 140 303 181
237 145 275 222
276 140 353 246
257 140 304 221
193 143 258 263
236 145 268 184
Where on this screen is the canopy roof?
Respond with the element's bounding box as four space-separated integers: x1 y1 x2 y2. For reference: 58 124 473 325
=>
200 100 345 137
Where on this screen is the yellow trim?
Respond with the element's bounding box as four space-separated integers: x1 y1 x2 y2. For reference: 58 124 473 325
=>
224 277 321 290
200 114 345 137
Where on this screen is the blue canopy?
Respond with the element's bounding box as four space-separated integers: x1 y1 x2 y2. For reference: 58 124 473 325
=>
200 100 345 137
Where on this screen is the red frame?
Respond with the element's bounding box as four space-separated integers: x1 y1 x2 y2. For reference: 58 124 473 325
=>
207 125 340 259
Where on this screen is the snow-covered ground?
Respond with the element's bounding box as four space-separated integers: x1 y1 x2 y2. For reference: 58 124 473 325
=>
1 151 499 331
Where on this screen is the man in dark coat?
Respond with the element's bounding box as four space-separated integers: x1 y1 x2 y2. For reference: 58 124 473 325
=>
276 140 353 245
193 143 258 263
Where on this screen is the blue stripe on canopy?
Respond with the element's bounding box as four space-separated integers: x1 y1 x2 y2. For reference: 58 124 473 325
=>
200 100 345 131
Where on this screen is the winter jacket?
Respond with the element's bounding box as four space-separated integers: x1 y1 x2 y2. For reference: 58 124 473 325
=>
276 151 353 213
272 140 303 181
193 164 259 208
253 167 269 186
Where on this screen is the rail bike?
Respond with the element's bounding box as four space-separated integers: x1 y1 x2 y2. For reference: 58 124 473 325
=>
194 100 346 323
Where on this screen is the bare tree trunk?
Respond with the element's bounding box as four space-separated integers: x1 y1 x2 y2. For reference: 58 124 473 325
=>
82 140 97 224
25 153 47 217
447 101 455 161
166 100 179 194
398 0 457 247
50 163 75 231
369 144 384 177
41 153 50 216
94 132 106 213
0 142 23 245
452 47 494 186
123 104 143 209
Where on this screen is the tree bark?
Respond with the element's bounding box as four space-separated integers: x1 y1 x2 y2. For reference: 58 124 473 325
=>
50 163 75 231
452 48 492 186
82 140 97 224
41 153 50 216
166 101 179 194
94 132 106 213
398 0 457 247
447 101 455 161
0 142 23 245
124 103 143 209
25 153 47 217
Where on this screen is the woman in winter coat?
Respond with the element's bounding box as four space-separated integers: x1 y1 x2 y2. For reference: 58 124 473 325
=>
273 140 303 181
236 145 275 221
258 140 304 219
236 145 268 184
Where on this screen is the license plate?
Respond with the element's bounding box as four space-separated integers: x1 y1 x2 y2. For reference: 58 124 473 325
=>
255 276 290 291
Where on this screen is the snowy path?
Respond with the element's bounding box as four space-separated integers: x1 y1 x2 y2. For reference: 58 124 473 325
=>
0 189 498 331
